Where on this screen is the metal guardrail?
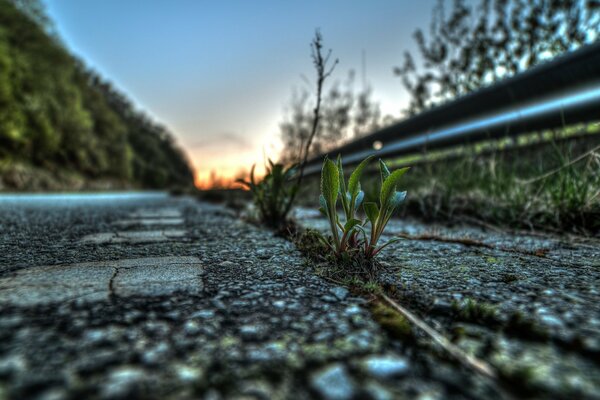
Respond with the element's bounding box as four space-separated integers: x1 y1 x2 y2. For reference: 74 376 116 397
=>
303 41 600 175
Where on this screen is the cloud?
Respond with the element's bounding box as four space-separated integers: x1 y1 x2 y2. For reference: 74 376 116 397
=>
189 132 251 150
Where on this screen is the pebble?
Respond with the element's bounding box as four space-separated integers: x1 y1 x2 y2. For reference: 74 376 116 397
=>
310 364 356 400
240 324 267 341
272 300 286 309
330 286 349 300
362 355 410 379
175 365 202 383
190 310 215 319
184 320 201 335
101 367 146 399
540 314 564 328
141 342 170 366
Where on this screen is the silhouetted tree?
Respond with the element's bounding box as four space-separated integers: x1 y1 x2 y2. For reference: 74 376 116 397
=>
395 0 600 115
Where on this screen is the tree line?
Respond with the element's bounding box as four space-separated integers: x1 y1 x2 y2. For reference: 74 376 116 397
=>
0 0 193 188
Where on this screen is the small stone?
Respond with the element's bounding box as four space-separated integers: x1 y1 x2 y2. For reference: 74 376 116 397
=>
272 300 286 309
344 305 361 316
83 329 107 344
141 342 170 366
184 320 201 335
175 365 202 383
0 355 27 378
330 287 349 301
362 355 409 379
240 324 267 341
218 261 235 267
321 295 338 303
540 314 564 328
310 364 355 400
294 287 307 295
191 309 215 319
101 367 145 399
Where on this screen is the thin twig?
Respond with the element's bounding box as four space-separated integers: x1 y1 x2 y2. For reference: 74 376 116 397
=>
380 293 498 381
284 30 338 216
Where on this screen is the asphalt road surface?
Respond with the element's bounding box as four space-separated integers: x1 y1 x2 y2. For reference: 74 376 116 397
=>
0 193 598 399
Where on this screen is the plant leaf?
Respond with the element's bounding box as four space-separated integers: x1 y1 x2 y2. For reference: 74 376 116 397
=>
343 218 362 232
379 159 391 184
380 167 409 209
319 194 328 216
284 164 298 180
363 202 379 224
354 190 365 209
321 157 340 211
336 154 346 194
374 237 402 256
389 190 407 210
348 155 373 197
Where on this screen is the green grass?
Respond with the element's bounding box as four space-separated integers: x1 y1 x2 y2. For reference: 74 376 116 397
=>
375 127 600 235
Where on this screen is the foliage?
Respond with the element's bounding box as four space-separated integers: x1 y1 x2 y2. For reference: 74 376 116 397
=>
0 0 193 189
395 0 600 115
237 160 298 229
319 155 409 260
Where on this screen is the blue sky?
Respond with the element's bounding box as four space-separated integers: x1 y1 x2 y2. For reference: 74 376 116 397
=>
43 0 438 184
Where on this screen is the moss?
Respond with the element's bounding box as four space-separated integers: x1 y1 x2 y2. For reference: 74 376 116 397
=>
220 335 239 348
293 229 329 260
370 301 413 341
496 364 539 397
451 298 500 325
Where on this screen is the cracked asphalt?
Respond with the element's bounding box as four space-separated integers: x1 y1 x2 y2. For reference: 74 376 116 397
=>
1 194 598 399
0 194 504 400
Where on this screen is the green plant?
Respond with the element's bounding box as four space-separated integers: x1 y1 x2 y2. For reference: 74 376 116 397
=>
319 155 409 259
237 160 298 229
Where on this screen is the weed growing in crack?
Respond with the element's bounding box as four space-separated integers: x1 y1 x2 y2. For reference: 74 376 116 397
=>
237 160 299 229
317 155 409 271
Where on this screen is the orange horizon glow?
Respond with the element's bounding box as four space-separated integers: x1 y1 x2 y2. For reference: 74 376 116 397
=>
193 166 266 191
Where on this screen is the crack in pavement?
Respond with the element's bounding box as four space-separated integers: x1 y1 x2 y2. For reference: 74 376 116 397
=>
108 267 119 300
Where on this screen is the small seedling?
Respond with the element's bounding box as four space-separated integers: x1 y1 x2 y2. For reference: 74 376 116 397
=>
319 155 409 260
237 160 298 229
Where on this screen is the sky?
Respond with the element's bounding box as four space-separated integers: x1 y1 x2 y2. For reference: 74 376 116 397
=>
43 0 438 187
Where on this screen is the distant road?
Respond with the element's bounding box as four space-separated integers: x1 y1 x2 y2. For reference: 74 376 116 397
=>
0 192 178 274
